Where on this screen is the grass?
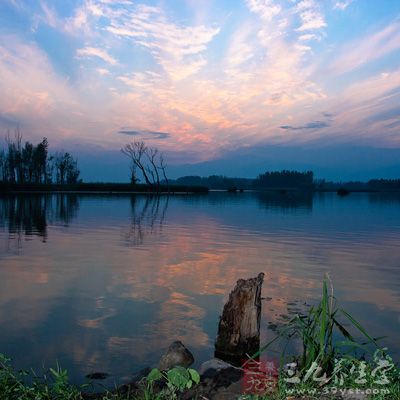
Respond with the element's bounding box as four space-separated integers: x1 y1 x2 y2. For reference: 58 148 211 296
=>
0 277 398 399
0 355 82 400
0 356 199 400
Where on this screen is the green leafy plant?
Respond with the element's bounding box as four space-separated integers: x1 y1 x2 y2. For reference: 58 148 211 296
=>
146 366 200 399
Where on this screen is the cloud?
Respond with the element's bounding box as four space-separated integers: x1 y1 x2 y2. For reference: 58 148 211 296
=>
0 36 77 134
39 0 58 28
97 68 111 76
383 120 400 129
367 107 400 124
5 0 25 10
298 33 321 41
245 0 281 21
334 1 354 10
224 23 255 72
295 1 327 32
1 0 400 162
329 21 400 75
280 121 330 130
0 113 20 128
118 129 170 140
104 3 220 80
76 46 117 65
308 70 400 147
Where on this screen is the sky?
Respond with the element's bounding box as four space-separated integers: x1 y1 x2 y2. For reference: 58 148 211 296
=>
0 0 400 181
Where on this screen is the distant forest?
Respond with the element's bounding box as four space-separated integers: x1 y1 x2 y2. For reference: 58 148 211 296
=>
170 171 314 190
169 172 400 191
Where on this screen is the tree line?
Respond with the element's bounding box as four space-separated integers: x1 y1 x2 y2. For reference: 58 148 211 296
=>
0 130 80 184
253 170 314 189
171 170 315 190
317 179 400 191
173 175 254 190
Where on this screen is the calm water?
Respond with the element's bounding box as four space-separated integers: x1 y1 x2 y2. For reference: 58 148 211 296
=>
0 192 399 384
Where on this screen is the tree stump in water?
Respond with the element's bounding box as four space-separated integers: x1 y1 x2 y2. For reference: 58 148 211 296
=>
215 272 264 364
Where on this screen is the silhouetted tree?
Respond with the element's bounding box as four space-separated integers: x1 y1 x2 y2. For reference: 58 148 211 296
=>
0 148 7 182
0 132 80 185
129 164 139 184
146 147 160 186
5 130 21 183
32 138 49 183
22 141 34 183
121 141 168 189
121 141 152 185
53 152 80 184
159 154 168 186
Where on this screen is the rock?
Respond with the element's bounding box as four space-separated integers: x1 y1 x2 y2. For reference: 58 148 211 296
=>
199 358 239 375
183 360 244 400
158 340 194 371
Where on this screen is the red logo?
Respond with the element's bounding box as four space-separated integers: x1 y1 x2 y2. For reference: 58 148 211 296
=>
242 359 279 395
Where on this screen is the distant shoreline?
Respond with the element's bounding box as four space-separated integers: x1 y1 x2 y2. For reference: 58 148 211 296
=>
1 182 400 195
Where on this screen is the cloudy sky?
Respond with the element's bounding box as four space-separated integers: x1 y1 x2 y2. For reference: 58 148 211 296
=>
1 0 400 181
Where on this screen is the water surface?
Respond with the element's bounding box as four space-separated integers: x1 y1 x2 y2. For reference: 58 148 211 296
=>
0 192 399 384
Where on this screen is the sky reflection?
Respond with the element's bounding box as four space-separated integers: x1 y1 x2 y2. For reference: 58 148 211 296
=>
0 193 399 384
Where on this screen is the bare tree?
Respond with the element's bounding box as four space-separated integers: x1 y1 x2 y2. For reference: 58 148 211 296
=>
121 141 152 186
121 141 168 189
159 154 168 187
146 147 160 186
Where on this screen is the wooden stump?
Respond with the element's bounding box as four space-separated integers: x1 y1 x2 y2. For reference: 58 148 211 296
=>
215 273 264 363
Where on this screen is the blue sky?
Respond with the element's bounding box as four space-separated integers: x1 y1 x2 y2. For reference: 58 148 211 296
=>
0 0 400 181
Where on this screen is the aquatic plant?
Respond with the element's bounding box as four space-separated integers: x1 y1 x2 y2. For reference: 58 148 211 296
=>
251 276 384 374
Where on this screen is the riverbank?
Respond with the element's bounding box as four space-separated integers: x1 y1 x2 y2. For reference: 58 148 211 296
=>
0 182 209 194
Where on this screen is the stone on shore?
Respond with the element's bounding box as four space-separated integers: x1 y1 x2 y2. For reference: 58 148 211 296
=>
183 358 244 400
198 358 238 375
158 340 195 371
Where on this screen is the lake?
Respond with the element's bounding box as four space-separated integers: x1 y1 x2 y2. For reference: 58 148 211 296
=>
0 192 399 385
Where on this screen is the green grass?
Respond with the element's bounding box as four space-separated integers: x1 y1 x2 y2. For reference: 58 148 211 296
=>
0 355 200 400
